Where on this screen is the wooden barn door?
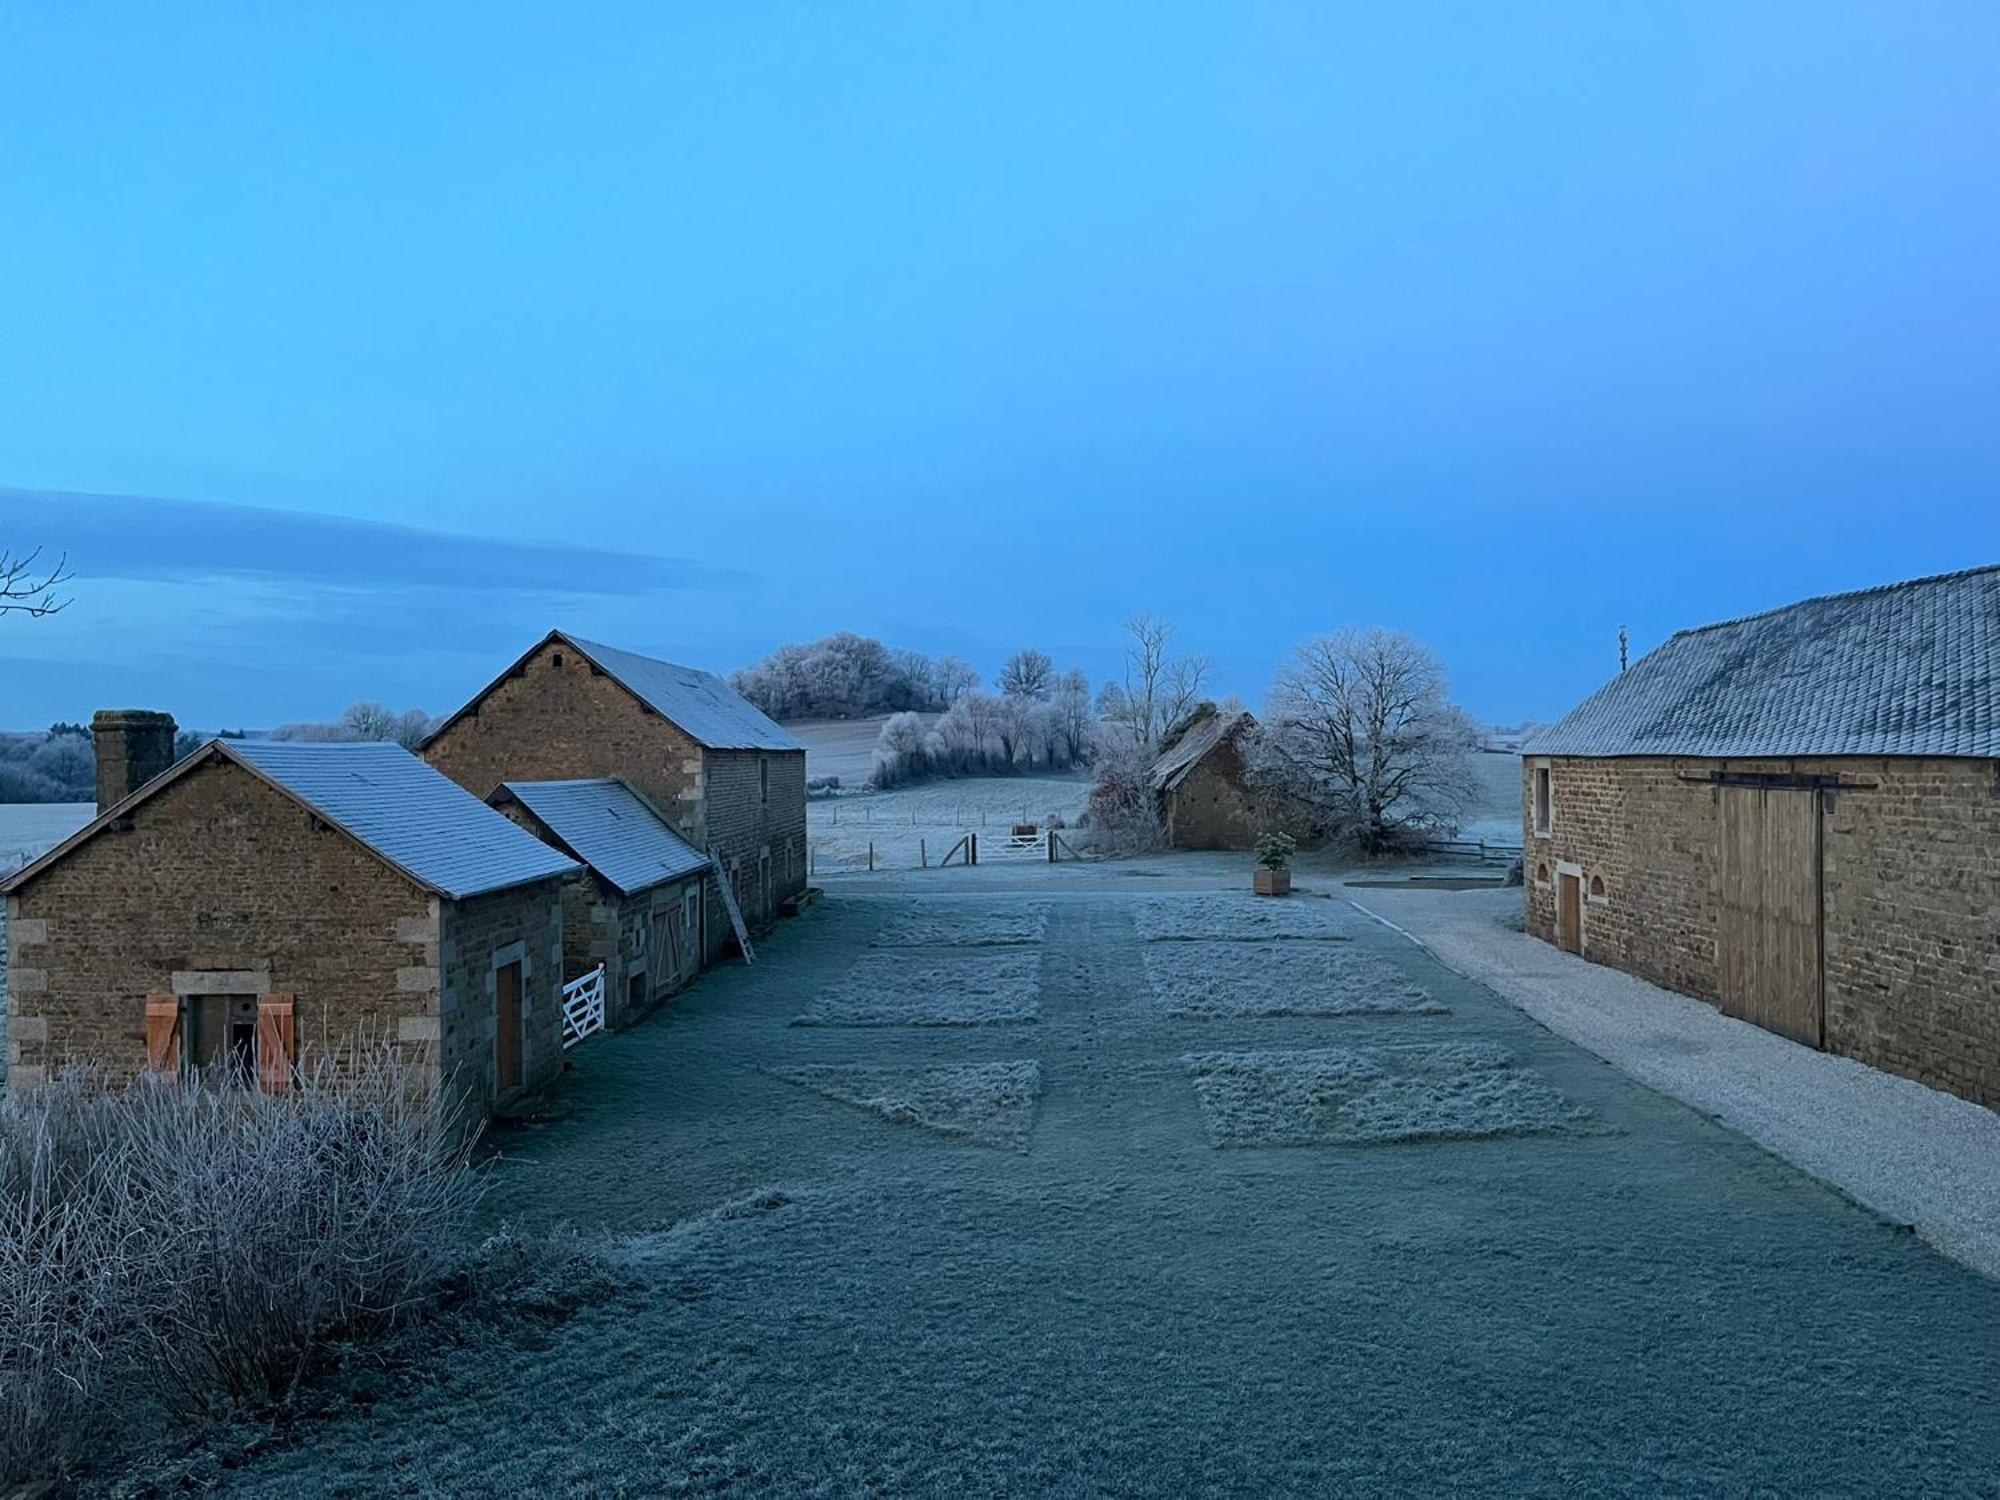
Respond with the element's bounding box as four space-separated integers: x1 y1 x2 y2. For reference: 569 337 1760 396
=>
1556 872 1583 955
495 960 524 1092
1716 786 1824 1048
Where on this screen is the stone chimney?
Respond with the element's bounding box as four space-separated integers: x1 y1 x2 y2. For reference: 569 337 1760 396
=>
91 709 178 813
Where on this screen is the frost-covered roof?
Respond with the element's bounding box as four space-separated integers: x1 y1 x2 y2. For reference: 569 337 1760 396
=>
428 630 802 752
1150 711 1254 792
2 740 580 900
1527 565 2000 759
495 778 710 895
561 634 802 751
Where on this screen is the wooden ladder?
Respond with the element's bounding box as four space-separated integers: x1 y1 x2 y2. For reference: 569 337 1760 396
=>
709 851 756 963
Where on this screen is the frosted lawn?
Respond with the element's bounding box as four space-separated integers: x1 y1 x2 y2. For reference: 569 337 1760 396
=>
1183 1041 1598 1148
792 951 1040 1027
872 902 1050 948
1131 893 1356 943
1143 942 1444 1019
773 1061 1043 1150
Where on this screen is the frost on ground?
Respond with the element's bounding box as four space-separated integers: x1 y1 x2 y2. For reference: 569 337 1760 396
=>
1143 942 1444 1019
1132 893 1354 943
773 1061 1043 1150
1183 1042 1597 1147
873 902 1049 948
792 951 1040 1026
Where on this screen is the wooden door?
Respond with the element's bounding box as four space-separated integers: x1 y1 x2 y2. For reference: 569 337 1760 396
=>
1717 786 1823 1047
495 960 524 1092
1557 872 1583 955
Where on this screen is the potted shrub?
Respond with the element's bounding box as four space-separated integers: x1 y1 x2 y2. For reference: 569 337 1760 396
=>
1253 832 1296 896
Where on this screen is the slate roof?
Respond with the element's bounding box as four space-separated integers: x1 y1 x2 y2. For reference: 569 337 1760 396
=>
2 740 580 900
1526 565 2000 759
1151 711 1254 792
495 778 711 896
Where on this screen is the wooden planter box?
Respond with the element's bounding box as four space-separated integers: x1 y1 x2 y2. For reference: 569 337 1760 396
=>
1254 867 1291 897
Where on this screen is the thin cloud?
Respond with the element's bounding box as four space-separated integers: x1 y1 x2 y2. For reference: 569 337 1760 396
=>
0 488 742 597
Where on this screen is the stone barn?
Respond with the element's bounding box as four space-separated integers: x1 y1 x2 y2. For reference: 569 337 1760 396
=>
488 778 711 1030
1150 710 1281 850
422 631 806 961
1523 565 1999 1109
1 730 578 1125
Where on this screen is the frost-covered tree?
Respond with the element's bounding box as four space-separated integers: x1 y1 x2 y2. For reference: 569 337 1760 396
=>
998 648 1055 701
271 703 434 749
1248 628 1477 852
731 634 950 719
933 655 979 706
870 710 934 788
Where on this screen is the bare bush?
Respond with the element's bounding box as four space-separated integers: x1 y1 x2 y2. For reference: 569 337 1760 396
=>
1083 728 1166 853
0 1053 481 1486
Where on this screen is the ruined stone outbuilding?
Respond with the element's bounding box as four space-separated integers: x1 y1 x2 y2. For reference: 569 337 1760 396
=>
1150 710 1285 850
421 630 806 961
2 728 578 1124
1524 564 2000 1110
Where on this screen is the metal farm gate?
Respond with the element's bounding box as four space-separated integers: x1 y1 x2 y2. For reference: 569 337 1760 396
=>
1715 782 1825 1049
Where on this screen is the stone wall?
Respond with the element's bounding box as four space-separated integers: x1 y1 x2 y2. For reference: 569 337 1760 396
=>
702 747 808 947
436 881 566 1118
1523 754 2000 1109
423 638 708 843
1164 735 1280 850
4 754 437 1091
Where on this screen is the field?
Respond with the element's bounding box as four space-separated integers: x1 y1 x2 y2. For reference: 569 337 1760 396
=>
0 802 93 871
808 773 1091 874
116 868 2000 1496
788 714 938 786
1458 751 1523 844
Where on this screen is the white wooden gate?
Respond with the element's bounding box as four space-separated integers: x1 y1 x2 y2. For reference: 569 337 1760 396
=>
561 964 607 1049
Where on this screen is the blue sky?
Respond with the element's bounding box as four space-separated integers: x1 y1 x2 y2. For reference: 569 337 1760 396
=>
3 3 1997 730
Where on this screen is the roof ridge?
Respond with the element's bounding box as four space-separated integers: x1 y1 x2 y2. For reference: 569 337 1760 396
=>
1667 562 2000 642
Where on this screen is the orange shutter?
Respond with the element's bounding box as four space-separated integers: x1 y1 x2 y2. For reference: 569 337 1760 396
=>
145 994 181 1074
257 994 296 1094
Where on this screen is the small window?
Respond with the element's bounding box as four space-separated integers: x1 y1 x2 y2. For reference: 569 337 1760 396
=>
1533 767 1552 836
1588 875 1605 898
759 756 769 806
552 651 565 668
1535 863 1550 887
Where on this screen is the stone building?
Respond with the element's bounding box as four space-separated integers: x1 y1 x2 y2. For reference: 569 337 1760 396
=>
1 728 578 1124
1150 710 1279 850
1523 565 2000 1109
422 631 806 961
487 778 711 1029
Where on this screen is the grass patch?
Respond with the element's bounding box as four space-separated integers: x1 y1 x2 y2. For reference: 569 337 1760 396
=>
773 1062 1044 1150
792 951 1041 1027
1183 1042 1597 1148
872 903 1050 948
1144 943 1444 1019
1132 894 1354 944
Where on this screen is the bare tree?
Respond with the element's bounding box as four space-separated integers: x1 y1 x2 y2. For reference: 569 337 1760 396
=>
1109 613 1210 753
1053 669 1095 764
0 547 72 618
998 648 1055 701
1248 628 1477 852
